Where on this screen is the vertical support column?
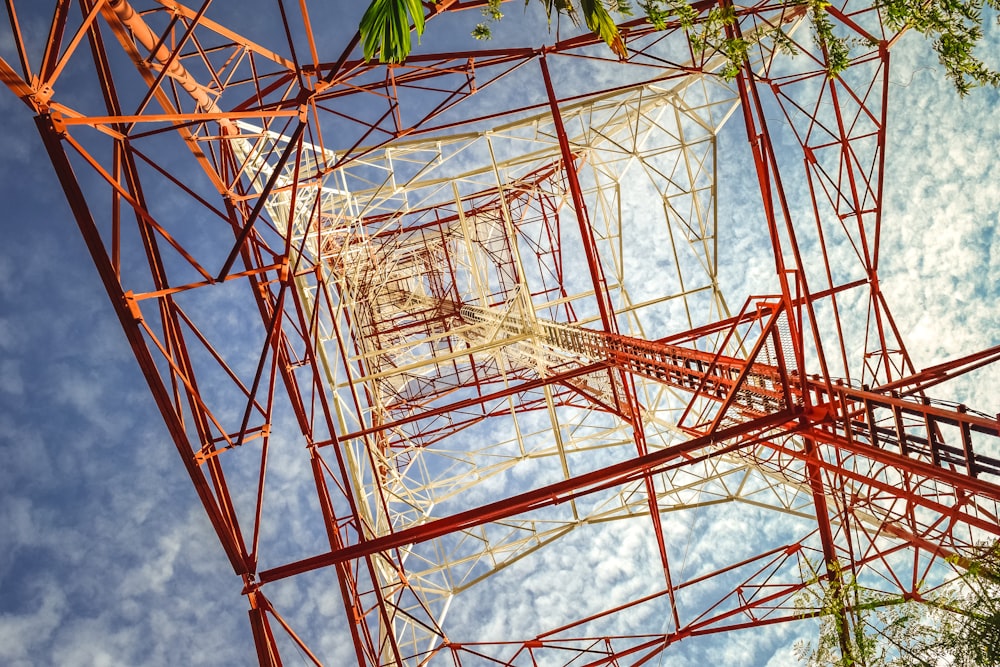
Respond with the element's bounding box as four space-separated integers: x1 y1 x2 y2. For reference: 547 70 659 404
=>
539 53 618 336
540 53 682 632
34 112 252 577
723 3 852 658
248 592 283 667
308 447 386 666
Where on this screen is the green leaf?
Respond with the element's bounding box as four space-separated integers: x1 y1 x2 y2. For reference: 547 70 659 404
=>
579 0 628 58
360 0 430 63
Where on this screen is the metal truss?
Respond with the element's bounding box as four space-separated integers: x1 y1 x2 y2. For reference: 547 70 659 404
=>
3 0 999 664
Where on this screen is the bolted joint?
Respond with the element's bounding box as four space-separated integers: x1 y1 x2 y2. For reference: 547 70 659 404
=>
33 84 55 109
122 290 143 323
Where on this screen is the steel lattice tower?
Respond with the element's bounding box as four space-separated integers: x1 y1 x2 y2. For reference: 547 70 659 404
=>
3 1 999 664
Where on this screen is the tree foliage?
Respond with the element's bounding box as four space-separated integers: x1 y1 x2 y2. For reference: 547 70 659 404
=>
359 0 428 63
794 542 1000 667
882 0 1000 94
359 0 999 94
926 543 1000 667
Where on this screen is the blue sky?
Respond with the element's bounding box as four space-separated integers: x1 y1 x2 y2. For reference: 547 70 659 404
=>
0 3 998 665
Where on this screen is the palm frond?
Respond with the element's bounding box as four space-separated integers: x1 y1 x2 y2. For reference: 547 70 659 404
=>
532 0 583 27
360 0 427 63
579 0 628 58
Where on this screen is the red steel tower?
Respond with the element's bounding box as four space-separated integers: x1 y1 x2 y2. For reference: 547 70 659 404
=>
3 0 998 664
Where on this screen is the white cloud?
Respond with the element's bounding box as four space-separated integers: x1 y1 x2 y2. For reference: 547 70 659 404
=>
0 578 67 666
0 4 997 667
